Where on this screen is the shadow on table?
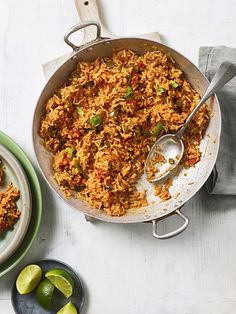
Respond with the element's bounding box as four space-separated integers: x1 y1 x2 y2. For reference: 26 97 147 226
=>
82 186 236 245
200 186 236 214
28 168 59 258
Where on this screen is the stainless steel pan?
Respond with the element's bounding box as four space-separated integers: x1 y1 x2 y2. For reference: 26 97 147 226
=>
32 1 221 239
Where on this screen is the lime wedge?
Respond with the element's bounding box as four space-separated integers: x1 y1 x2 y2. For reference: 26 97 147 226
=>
36 278 55 309
16 264 42 294
45 268 74 298
57 301 78 314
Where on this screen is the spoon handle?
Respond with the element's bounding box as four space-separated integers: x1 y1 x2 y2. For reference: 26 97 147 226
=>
176 61 236 138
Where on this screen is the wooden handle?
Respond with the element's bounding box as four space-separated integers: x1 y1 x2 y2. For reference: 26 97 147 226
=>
74 0 114 42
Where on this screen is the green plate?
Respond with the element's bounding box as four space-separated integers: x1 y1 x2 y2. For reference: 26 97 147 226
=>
0 131 42 277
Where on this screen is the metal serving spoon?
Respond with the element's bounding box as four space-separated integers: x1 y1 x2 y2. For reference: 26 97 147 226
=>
145 61 236 183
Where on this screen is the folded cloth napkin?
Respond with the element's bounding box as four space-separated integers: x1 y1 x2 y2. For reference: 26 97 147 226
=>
199 46 236 194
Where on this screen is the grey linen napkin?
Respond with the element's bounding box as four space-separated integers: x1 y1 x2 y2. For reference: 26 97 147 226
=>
199 46 236 194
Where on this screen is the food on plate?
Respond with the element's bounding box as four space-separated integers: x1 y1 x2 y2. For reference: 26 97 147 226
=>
45 268 74 298
57 301 78 314
0 183 21 234
0 158 5 186
36 278 55 309
16 264 42 294
39 49 209 216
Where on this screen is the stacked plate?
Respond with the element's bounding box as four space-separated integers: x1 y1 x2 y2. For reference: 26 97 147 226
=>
0 131 42 277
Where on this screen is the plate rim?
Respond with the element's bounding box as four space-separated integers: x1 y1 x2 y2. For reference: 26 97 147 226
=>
0 130 42 277
0 143 32 265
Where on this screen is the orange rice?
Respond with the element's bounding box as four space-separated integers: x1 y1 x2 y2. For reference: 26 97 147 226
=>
39 49 209 216
0 183 20 234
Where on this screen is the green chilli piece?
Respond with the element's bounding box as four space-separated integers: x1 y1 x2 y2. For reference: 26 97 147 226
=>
125 86 133 100
170 80 178 89
153 121 164 138
76 106 84 117
156 86 165 95
90 114 102 127
75 161 83 173
67 147 74 159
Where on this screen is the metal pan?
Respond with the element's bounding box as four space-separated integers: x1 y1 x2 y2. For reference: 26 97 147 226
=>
32 1 221 239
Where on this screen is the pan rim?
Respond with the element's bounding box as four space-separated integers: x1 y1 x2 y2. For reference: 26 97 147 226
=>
32 37 221 223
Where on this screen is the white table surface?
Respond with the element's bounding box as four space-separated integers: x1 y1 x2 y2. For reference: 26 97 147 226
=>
1 0 236 313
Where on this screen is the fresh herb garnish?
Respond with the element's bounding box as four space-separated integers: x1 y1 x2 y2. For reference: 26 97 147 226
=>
170 80 178 89
75 161 83 173
156 86 165 95
153 121 164 137
76 106 84 117
90 114 102 127
67 147 75 159
125 86 133 100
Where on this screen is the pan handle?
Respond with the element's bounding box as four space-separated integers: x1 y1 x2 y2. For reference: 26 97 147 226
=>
152 209 189 240
74 0 114 41
64 21 104 51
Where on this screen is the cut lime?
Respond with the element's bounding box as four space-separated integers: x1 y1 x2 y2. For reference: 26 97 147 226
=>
16 264 42 294
45 268 74 298
36 278 55 309
57 301 78 314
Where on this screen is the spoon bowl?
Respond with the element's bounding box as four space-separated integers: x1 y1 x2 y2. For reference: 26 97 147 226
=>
145 61 236 183
145 134 184 182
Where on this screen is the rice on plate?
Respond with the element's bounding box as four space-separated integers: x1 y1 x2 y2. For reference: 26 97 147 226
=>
0 159 20 234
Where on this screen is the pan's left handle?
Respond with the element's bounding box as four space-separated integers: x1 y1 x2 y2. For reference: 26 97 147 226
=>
64 21 104 51
74 0 114 42
152 209 189 240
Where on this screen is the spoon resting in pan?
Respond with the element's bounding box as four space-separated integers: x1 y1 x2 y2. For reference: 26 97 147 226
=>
145 61 236 183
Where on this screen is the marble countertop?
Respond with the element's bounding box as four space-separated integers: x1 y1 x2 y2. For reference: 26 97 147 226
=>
1 0 236 313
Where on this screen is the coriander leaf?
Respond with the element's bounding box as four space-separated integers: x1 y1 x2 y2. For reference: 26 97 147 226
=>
90 114 102 127
153 122 164 137
125 86 133 100
67 147 74 159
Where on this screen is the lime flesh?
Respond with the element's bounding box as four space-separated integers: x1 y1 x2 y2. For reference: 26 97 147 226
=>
45 268 74 298
16 264 42 294
57 301 78 314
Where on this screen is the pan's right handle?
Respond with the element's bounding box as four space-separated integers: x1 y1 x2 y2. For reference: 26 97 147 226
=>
64 21 103 51
74 0 114 42
152 209 189 240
